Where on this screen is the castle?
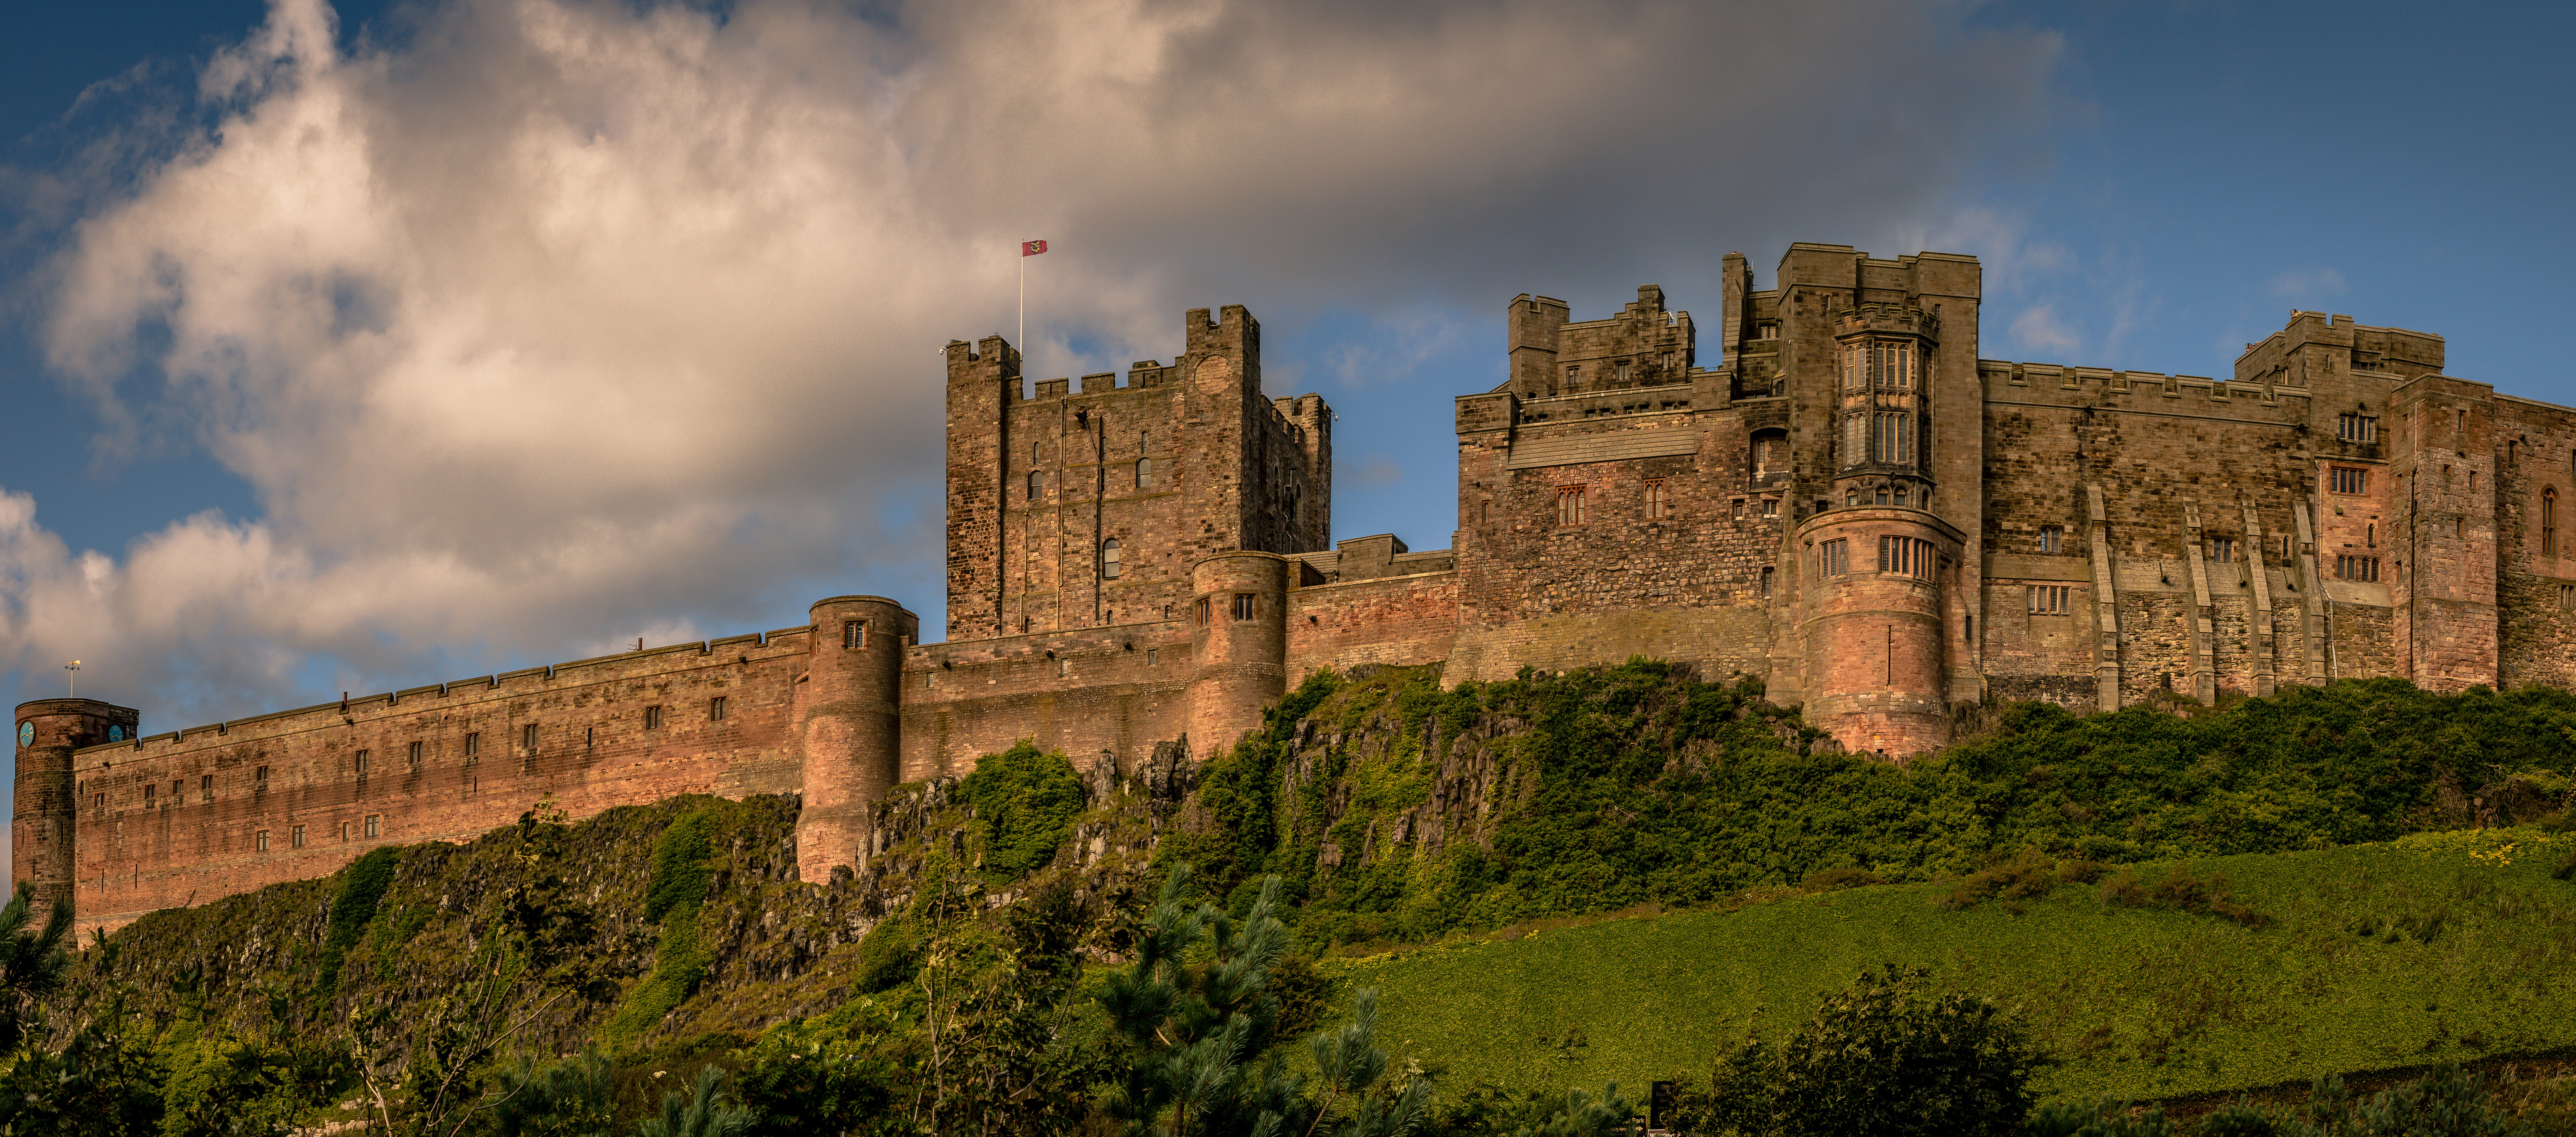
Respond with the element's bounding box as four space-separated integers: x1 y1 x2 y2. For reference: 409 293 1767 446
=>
17 243 2576 934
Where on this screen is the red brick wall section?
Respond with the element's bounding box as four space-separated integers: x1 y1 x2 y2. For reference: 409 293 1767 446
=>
64 630 816 937
899 621 1193 785
1285 571 1459 677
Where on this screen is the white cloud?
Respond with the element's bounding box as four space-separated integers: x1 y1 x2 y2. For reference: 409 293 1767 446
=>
5 0 2062 726
2009 303 2081 358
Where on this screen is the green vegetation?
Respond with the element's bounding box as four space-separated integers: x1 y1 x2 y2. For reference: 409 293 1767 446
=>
1331 827 2576 1104
609 807 721 1049
315 846 400 1001
954 741 1087 882
1169 664 2576 946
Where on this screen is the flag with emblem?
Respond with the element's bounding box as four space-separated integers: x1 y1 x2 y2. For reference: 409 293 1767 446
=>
1022 239 1048 256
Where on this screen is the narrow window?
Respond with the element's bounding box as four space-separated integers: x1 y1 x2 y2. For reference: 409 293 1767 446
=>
845 620 865 649
354 750 369 780
585 726 595 751
1732 499 1745 520
366 815 381 838
464 733 480 767
1479 500 1492 524
1135 457 1153 489
200 773 213 802
646 705 664 730
2367 523 2376 547
1816 539 1849 577
1846 490 1862 507
2039 526 2062 555
2560 583 2574 608
2210 537 2234 564
170 779 181 805
1643 479 1669 520
522 723 538 750
408 741 422 771
1196 597 1212 625
1059 659 1071 678
710 696 729 722
1892 485 1909 506
1147 649 1159 665
94 792 105 813
256 765 270 795
1760 566 1773 598
2544 488 2558 557
143 783 155 806
1232 593 1257 621
256 829 270 853
340 820 350 843
1101 538 1122 579
1762 499 1778 518
1617 360 1632 385
1028 471 1041 501
291 825 306 849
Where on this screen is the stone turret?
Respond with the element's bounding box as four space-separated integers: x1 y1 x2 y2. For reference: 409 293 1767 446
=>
13 698 139 915
795 596 914 882
1185 551 1289 759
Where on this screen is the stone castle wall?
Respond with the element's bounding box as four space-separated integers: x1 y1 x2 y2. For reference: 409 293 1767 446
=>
24 242 2576 935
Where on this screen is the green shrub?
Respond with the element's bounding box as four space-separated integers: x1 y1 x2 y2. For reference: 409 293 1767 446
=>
645 810 718 923
314 846 399 999
954 743 1087 882
1699 964 2045 1137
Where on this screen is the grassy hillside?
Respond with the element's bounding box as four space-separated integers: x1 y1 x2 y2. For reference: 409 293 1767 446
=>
1170 662 2576 948
1330 826 2576 1104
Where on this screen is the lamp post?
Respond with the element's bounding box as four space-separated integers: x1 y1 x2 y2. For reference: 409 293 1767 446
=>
64 660 79 698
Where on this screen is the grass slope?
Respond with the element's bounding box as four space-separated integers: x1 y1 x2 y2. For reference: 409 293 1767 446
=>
1330 826 2576 1104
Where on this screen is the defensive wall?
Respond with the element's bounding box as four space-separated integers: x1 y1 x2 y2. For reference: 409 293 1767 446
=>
22 244 2576 935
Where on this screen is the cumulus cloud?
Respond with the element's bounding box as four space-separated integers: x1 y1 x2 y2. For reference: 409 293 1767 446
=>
3 0 2061 725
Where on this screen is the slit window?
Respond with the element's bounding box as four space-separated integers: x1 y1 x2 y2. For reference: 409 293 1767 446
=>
2329 466 2368 495
710 696 729 722
408 741 422 771
1232 593 1257 621
2544 488 2558 557
2029 585 2071 614
93 792 104 812
340 821 350 843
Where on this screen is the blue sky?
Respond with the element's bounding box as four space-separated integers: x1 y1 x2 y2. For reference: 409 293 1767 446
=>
2 0 2571 742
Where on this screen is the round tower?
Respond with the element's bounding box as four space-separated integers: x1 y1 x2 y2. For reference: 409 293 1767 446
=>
1793 509 1962 759
14 698 139 915
1186 551 1290 760
794 596 912 884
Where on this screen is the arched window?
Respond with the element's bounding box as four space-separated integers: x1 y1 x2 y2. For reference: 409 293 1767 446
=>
1101 539 1122 579
1136 457 1153 489
1027 471 1041 501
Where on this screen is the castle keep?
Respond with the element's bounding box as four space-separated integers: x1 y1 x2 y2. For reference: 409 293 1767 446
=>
19 245 2576 934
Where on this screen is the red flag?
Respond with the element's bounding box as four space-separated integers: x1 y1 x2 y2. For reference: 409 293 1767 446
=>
1022 239 1048 256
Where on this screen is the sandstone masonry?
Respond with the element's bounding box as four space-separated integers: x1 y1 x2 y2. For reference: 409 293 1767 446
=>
20 244 2576 935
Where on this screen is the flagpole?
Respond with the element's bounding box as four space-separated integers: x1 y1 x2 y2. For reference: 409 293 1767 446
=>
1018 248 1025 357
